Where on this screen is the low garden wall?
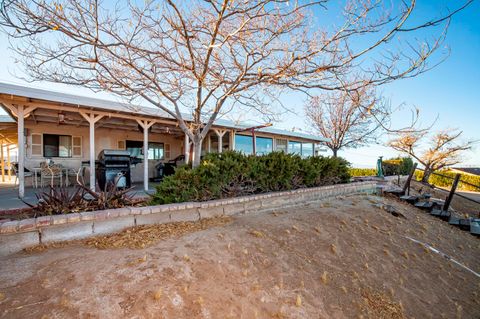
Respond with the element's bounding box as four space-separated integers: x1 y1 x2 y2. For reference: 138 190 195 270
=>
0 181 376 256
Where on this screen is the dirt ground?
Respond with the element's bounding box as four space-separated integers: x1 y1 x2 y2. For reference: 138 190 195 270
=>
0 193 479 319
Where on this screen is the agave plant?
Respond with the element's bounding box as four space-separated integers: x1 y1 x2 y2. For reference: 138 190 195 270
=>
27 178 143 216
80 184 138 210
33 185 89 216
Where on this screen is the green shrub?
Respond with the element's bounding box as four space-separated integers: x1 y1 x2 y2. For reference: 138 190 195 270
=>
151 151 351 204
415 169 480 192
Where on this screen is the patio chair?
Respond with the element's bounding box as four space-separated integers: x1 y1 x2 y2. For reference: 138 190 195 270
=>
66 166 86 186
11 162 35 188
40 163 63 188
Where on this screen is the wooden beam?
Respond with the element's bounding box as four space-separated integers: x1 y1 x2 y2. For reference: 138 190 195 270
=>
136 120 155 192
7 144 11 182
79 112 105 191
0 99 177 127
17 105 25 197
213 129 227 153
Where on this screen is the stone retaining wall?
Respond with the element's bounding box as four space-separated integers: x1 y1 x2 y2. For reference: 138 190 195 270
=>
0 181 376 256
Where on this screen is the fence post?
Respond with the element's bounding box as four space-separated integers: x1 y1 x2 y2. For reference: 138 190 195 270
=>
402 163 418 196
443 173 461 212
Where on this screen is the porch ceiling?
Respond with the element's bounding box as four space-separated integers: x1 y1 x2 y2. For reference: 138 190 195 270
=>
0 123 17 144
4 104 186 138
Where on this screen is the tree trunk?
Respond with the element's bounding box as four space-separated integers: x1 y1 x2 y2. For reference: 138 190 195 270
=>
332 149 338 157
191 138 203 168
421 169 432 183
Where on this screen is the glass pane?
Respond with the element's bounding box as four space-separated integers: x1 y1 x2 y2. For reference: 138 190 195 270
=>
302 143 314 157
126 140 143 158
234 134 253 155
43 134 59 157
288 141 302 155
59 135 72 157
148 142 164 160
256 137 273 155
275 139 287 152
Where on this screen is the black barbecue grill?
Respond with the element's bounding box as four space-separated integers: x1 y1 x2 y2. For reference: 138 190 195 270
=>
96 150 132 190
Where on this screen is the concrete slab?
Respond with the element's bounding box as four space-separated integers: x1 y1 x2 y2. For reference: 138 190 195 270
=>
40 221 93 244
136 212 171 226
0 231 40 256
93 216 135 235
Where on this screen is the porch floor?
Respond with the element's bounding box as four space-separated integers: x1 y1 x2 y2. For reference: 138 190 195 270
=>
0 182 158 210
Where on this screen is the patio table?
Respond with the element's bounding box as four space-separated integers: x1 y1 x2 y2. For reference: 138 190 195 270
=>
32 167 70 188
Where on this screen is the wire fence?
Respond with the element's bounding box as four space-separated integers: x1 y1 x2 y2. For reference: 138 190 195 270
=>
417 168 480 206
430 171 480 191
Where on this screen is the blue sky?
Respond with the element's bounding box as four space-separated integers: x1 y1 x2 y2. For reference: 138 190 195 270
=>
0 0 478 168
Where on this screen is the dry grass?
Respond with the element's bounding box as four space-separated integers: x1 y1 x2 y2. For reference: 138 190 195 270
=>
25 216 233 252
361 289 406 319
86 216 233 249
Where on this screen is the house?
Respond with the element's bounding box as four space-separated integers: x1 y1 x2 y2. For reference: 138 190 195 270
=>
0 82 328 198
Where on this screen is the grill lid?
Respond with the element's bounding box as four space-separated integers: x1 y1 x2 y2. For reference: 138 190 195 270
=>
98 149 131 162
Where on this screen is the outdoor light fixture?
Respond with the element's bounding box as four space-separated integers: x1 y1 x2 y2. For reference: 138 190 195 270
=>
58 113 65 123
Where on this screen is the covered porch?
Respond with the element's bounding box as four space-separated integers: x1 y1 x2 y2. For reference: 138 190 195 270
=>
0 90 235 202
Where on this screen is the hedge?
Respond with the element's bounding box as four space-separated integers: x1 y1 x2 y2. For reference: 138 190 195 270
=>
415 170 480 192
151 151 351 204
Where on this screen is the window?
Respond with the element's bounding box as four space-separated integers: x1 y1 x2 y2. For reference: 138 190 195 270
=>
288 141 302 155
301 143 314 157
31 134 42 156
275 139 287 153
43 134 72 158
126 140 164 160
234 134 253 155
148 143 164 160
72 136 82 157
256 137 273 155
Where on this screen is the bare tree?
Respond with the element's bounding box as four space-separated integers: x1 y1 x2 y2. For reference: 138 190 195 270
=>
0 0 472 167
388 130 476 182
305 83 390 157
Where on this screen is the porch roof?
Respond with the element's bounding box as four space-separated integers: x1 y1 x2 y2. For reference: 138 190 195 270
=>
0 82 328 142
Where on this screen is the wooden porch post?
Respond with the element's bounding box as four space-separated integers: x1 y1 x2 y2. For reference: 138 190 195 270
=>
184 133 190 164
7 145 11 182
231 130 235 151
214 129 227 153
1 141 4 183
11 104 36 198
80 112 104 191
17 105 25 198
136 120 154 192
